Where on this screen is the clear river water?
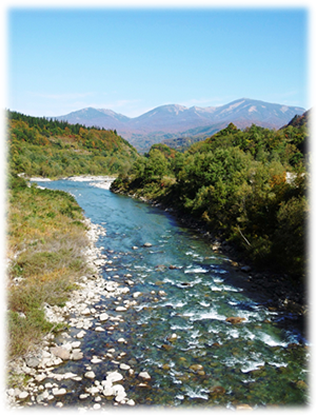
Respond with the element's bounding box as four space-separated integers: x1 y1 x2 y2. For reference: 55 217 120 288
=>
35 178 309 409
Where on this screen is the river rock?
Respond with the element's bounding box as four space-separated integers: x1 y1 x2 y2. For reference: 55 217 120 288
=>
18 391 29 400
105 282 117 292
226 317 246 324
25 357 40 368
43 350 52 359
137 383 151 388
86 386 100 395
91 357 102 364
119 363 131 370
52 388 67 396
189 364 204 372
112 384 127 402
84 371 96 379
99 312 110 321
63 372 78 379
94 259 106 267
133 291 142 299
37 390 49 403
93 403 101 410
167 333 178 342
236 404 253 410
120 287 130 294
50 357 63 367
60 341 73 351
106 371 123 383
71 350 83 360
116 306 127 312
39 357 63 368
35 374 46 382
76 330 86 338
103 385 114 396
95 326 105 332
50 346 70 360
143 242 152 247
138 371 151 380
209 385 226 395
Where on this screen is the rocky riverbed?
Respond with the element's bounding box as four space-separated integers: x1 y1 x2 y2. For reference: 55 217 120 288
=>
6 218 146 410
148 200 308 317
8 178 308 409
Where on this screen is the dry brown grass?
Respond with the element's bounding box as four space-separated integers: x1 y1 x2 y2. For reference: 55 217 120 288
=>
7 182 90 359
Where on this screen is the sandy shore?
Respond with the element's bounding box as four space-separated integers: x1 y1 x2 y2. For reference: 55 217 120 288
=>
29 175 117 190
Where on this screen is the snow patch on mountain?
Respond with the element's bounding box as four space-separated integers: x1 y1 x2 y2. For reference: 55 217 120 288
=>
55 98 306 151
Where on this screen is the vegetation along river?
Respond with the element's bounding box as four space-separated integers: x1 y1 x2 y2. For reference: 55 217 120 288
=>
35 178 309 408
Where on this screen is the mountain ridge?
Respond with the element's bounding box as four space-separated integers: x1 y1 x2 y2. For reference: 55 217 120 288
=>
55 98 305 151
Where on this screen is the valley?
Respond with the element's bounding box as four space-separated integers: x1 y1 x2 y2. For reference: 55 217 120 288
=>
5 105 309 409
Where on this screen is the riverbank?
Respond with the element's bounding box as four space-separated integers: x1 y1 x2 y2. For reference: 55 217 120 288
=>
7 176 91 359
0 176 142 415
111 185 308 323
6 218 139 409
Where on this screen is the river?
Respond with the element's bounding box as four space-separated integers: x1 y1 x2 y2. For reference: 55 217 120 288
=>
33 177 309 408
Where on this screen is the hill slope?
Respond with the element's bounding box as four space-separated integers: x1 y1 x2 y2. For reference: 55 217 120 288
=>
7 110 139 178
282 109 310 129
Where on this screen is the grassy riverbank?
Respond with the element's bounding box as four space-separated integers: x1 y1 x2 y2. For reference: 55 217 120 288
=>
7 174 90 359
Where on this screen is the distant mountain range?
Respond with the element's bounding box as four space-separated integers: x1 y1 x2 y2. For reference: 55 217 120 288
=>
56 98 305 152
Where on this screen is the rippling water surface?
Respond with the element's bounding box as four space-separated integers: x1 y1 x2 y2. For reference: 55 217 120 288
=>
37 179 309 408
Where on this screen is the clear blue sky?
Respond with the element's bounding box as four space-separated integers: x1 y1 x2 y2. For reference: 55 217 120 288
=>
8 7 308 117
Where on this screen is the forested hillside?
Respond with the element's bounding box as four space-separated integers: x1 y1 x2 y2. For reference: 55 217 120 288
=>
112 116 309 280
7 110 139 179
282 109 310 130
